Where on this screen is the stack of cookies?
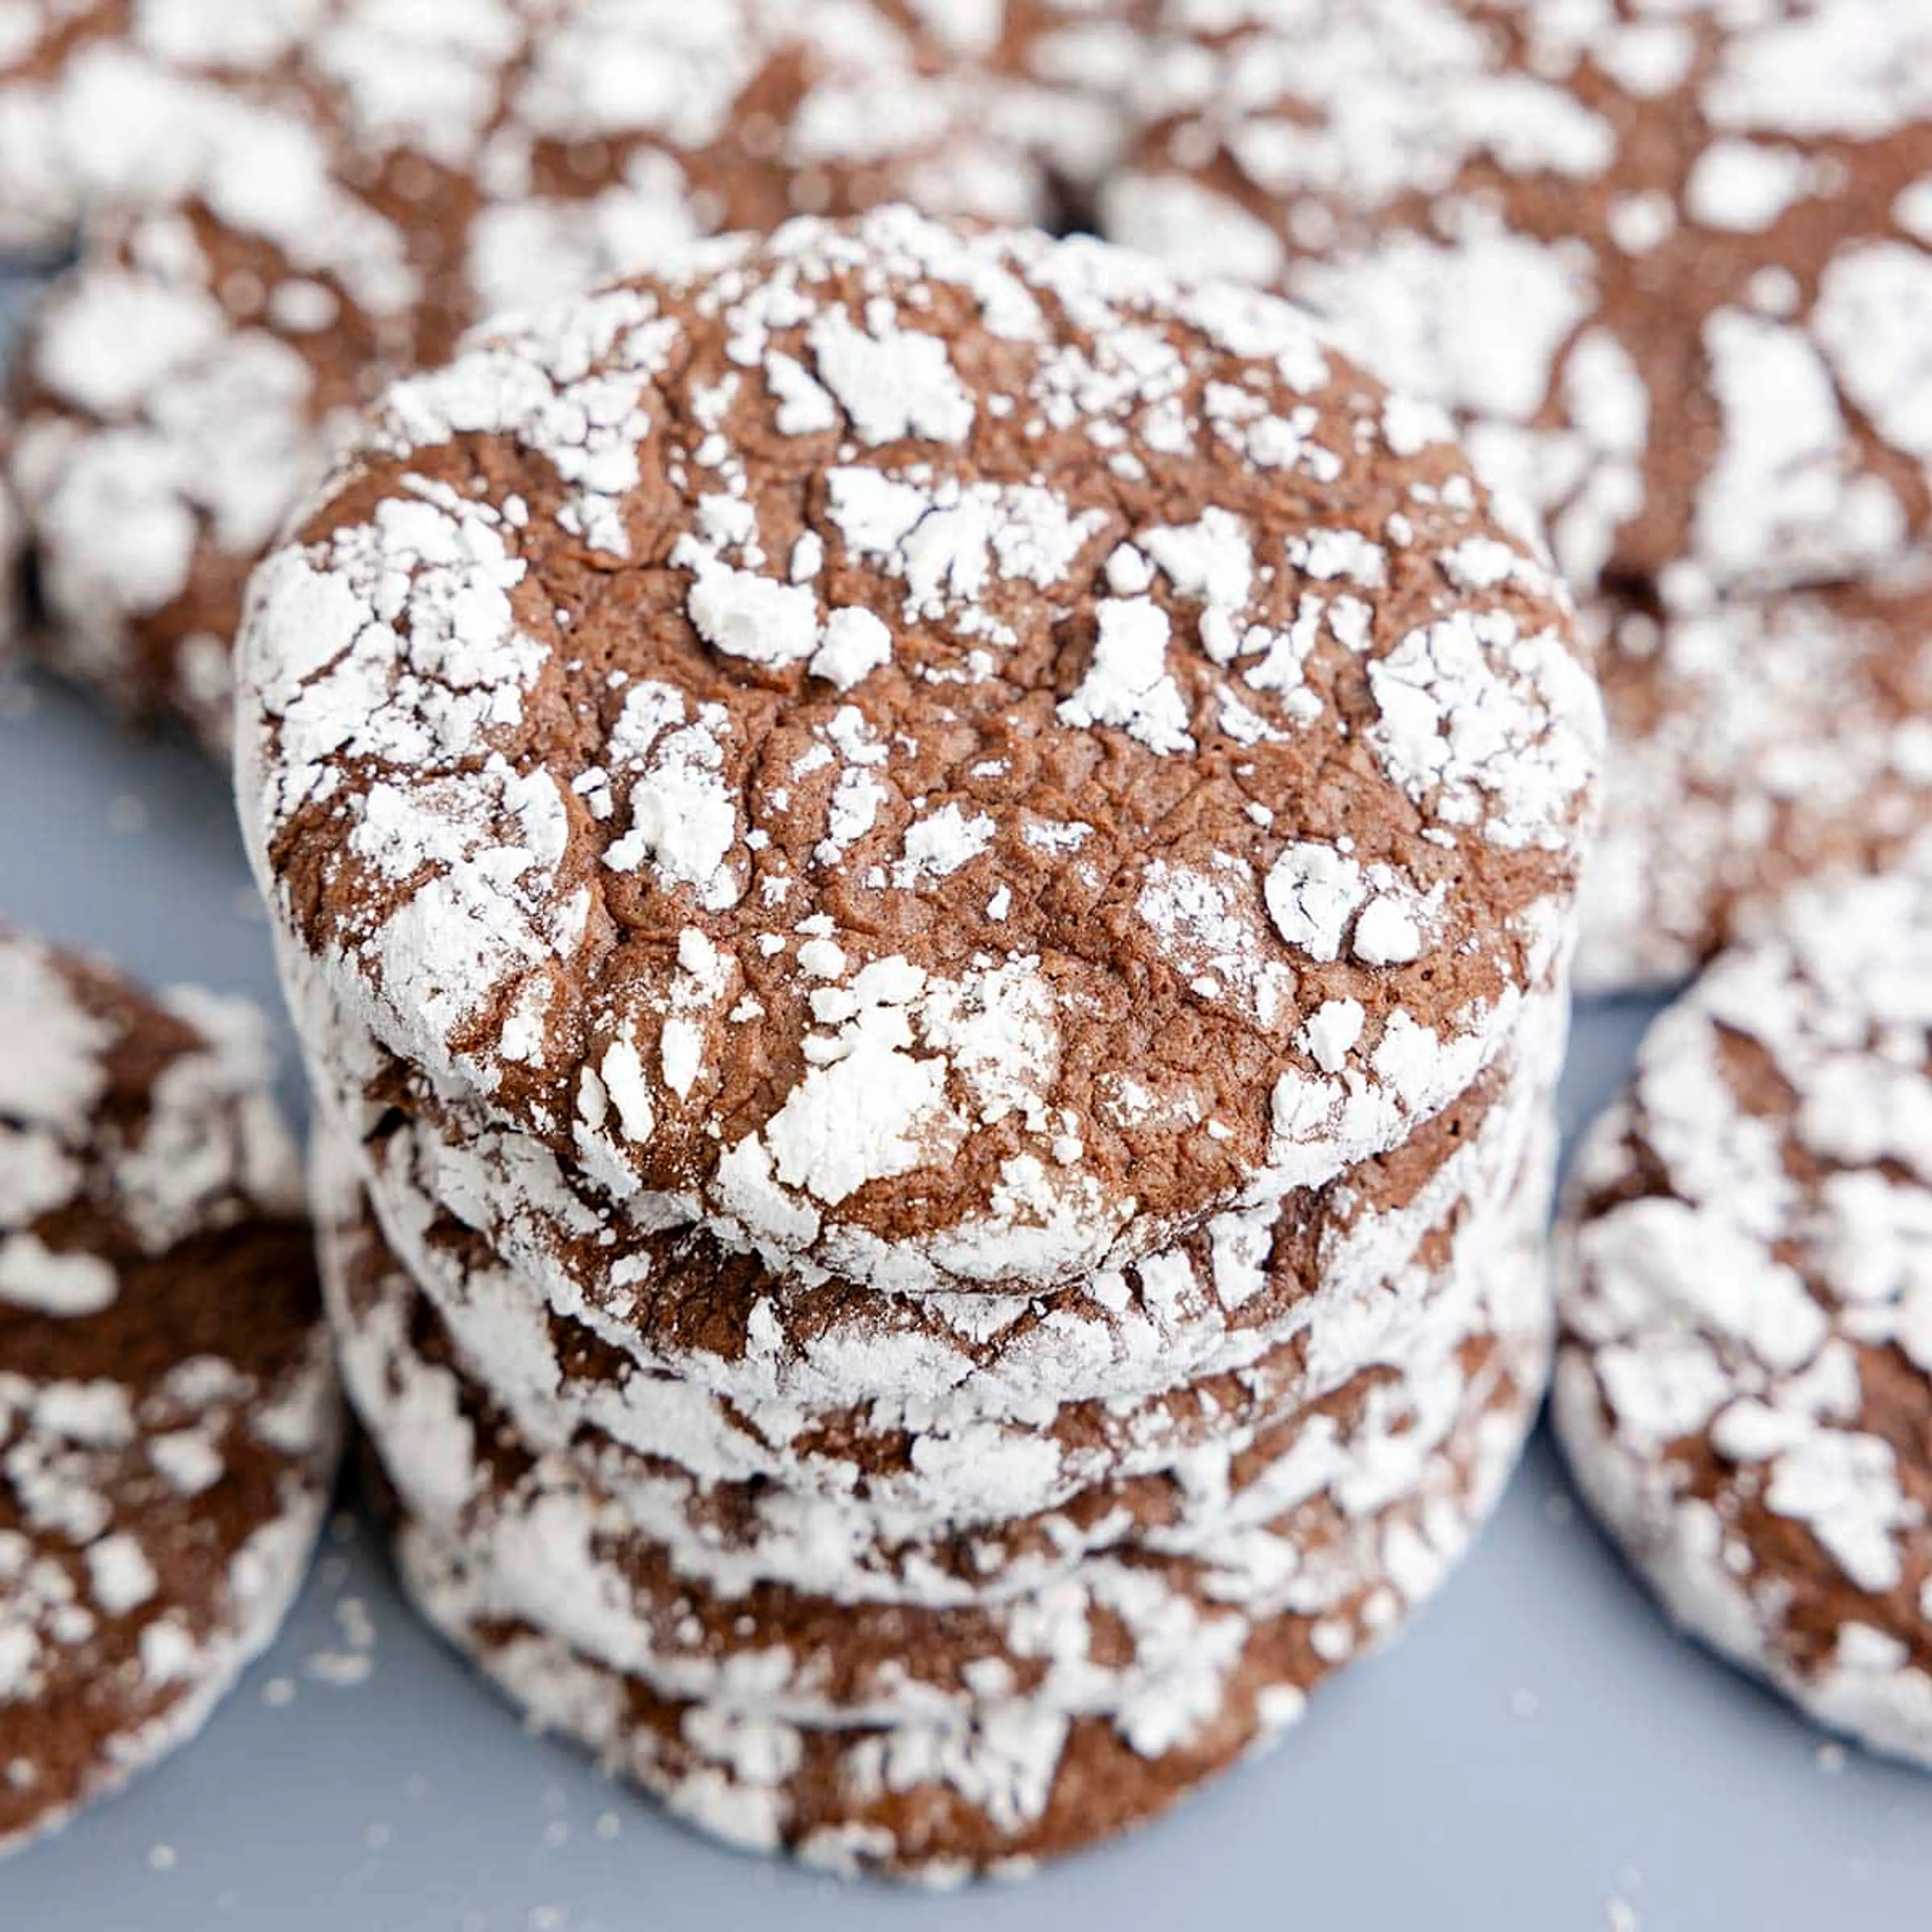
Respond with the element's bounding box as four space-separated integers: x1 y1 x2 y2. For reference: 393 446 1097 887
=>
234 208 1602 1876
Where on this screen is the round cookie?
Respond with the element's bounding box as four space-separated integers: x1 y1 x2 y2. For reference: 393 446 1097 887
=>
0 932 340 1857
378 1289 1544 1881
1 0 1054 745
1555 857 1932 1766
1101 0 1932 988
1578 578 1932 992
237 207 1600 1295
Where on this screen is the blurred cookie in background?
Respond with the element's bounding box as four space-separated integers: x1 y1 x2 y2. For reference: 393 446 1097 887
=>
1107 0 1932 607
0 0 1063 746
1103 0 1932 989
1580 573 1932 992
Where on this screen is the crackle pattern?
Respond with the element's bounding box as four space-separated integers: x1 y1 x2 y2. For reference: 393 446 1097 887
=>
0 931 340 1859
305 973 1563 1528
388 1328 1538 1883
238 208 1597 1293
1556 855 1932 1765
1102 0 1932 989
350 1176 1549 1875
0 0 1062 742
1578 581 1932 992
320 1069 1556 1603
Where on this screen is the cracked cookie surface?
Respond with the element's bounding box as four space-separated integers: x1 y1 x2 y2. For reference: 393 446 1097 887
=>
1556 854 1932 1764
0 931 339 1858
237 207 1599 1293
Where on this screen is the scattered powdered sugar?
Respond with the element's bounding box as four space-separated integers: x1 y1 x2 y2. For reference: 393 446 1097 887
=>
1057 598 1193 754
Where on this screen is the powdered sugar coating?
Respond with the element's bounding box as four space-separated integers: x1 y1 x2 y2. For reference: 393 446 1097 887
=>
375 1218 1546 1878
987 0 1150 205
1 0 1055 742
239 207 1598 1292
315 1016 1556 1600
1102 0 1932 992
1578 581 1932 993
300 962 1564 1515
329 1104 1551 1613
1555 855 1932 1766
0 932 340 1858
1105 0 1932 611
345 1147 1550 1715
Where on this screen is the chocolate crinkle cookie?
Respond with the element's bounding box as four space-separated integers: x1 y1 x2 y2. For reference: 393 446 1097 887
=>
0 0 1071 745
235 208 1595 1874
1556 847 1932 1766
236 207 1599 1294
0 930 339 1859
1102 0 1932 990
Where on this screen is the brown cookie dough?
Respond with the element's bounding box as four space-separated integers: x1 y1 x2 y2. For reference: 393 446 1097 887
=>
1555 855 1932 1765
237 208 1599 1294
378 1295 1542 1881
330 1101 1551 1710
1 0 1055 744
320 1091 1554 1603
1578 577 1932 992
0 932 340 1858
1101 0 1932 989
293 881 1567 1407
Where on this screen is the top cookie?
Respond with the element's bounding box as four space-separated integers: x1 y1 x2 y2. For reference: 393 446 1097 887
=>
237 208 1599 1294
1 0 1056 743
1104 0 1932 612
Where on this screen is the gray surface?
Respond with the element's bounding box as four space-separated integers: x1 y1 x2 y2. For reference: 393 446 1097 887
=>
1 627 1928 1932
